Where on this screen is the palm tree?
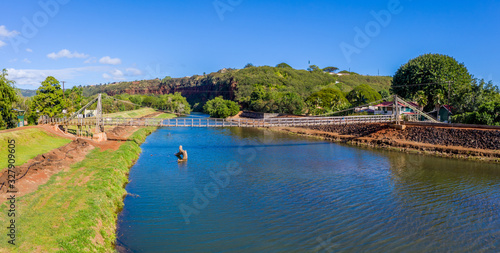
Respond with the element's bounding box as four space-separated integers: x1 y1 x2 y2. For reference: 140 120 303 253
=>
433 90 445 112
413 90 428 110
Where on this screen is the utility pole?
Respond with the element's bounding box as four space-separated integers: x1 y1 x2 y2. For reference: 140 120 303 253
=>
62 81 66 100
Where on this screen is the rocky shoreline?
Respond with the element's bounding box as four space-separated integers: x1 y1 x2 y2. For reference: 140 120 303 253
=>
270 123 500 163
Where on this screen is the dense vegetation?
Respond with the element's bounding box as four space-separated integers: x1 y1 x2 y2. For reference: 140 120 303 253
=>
337 74 392 93
345 84 383 106
392 54 500 125
0 69 18 129
113 93 191 115
203 96 240 118
306 88 351 115
81 64 394 117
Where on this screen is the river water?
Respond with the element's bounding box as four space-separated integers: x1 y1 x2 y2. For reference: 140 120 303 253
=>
116 114 500 252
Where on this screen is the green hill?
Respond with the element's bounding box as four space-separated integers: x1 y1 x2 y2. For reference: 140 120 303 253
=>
336 74 392 93
18 88 37 97
82 66 393 111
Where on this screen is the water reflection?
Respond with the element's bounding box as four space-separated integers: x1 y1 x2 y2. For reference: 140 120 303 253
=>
117 115 500 252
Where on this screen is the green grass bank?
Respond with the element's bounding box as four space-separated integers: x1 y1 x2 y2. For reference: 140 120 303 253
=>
0 128 71 169
103 108 157 118
0 127 156 252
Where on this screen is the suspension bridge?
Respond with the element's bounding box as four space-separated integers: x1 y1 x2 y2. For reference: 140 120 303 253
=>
39 94 439 140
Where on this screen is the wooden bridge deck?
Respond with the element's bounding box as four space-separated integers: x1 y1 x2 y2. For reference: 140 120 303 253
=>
41 115 396 128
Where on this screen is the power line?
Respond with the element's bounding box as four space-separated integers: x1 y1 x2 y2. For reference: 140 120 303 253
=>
318 96 393 117
391 81 454 88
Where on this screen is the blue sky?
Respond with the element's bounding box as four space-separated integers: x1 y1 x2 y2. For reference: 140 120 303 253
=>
1 0 499 89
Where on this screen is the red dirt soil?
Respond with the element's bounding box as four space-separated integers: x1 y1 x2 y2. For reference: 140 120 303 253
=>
0 112 161 199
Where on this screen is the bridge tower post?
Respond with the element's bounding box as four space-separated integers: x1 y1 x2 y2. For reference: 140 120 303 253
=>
394 95 400 125
96 93 103 133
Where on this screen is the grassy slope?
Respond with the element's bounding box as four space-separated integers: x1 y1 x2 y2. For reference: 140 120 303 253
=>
336 75 392 93
0 127 156 252
103 108 157 118
0 128 71 169
154 113 176 119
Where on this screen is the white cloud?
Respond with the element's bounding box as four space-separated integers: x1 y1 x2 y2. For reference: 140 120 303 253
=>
6 66 108 88
111 69 124 78
0 25 19 38
23 58 31 64
126 67 142 76
103 69 126 80
26 48 33 53
84 57 97 64
47 49 89 59
0 40 6 48
99 56 122 65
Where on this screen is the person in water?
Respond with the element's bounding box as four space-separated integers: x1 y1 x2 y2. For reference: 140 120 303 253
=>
175 145 188 162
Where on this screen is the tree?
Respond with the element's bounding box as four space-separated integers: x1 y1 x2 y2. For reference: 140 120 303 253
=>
306 88 350 115
30 76 67 121
346 84 382 106
278 92 305 115
307 65 321 72
379 89 390 98
244 63 254 68
64 86 83 114
412 90 428 109
276 62 292 69
391 53 473 111
322 66 339 73
432 89 445 111
0 69 18 129
203 96 239 118
452 100 500 126
161 76 172 83
453 78 499 114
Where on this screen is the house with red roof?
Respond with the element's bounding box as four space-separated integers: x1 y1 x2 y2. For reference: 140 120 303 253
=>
372 101 421 116
429 105 453 123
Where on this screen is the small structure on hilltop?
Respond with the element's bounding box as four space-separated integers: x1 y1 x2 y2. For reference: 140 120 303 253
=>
175 145 188 162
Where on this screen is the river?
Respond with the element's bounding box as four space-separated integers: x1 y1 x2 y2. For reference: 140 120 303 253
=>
116 113 500 252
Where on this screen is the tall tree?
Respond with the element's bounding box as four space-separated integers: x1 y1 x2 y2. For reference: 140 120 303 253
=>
30 76 67 121
307 65 321 72
322 66 339 73
0 69 19 129
391 53 473 111
346 84 382 106
306 88 350 115
276 62 292 69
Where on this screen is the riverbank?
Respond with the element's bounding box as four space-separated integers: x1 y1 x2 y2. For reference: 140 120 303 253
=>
270 123 500 163
0 126 156 252
0 109 171 252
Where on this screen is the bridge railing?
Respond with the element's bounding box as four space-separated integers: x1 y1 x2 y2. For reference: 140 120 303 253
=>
42 115 396 128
